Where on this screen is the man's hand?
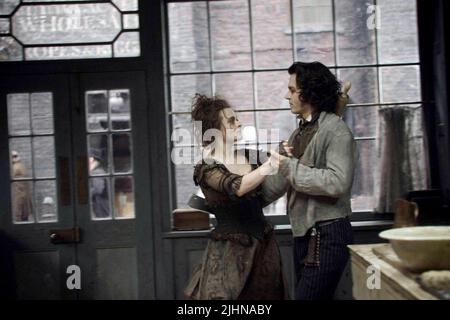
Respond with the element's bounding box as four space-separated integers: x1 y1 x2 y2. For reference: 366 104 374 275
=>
282 141 294 157
269 149 288 170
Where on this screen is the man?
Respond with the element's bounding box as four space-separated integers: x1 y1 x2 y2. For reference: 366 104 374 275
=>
263 61 357 300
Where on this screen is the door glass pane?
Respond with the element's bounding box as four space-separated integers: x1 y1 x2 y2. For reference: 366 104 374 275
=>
88 134 110 175
7 91 57 224
35 180 57 223
89 177 111 219
11 181 35 224
86 91 108 132
113 176 134 219
7 93 31 136
86 88 134 220
33 136 56 179
109 89 131 131
9 138 33 179
112 133 132 174
31 92 54 134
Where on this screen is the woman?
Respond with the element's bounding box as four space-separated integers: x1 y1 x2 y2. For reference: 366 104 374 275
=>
184 94 288 300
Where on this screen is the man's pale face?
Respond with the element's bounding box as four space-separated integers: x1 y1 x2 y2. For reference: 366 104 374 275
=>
220 108 242 142
285 73 308 116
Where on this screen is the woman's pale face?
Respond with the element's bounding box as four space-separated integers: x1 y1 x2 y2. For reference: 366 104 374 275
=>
219 108 242 142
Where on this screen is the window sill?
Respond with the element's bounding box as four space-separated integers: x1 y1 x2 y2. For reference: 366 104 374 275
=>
162 220 394 239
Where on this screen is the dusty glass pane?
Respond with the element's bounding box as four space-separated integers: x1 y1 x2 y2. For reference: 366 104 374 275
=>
171 114 194 147
113 32 140 57
26 45 112 60
112 0 138 12
380 66 421 103
123 14 139 29
336 0 376 65
256 71 291 110
113 176 134 219
293 0 334 65
11 181 34 224
12 4 121 45
31 92 54 134
168 2 210 73
35 180 57 223
88 134 109 175
170 74 212 112
337 68 378 104
86 91 108 132
23 0 94 2
174 161 195 209
33 136 55 179
351 140 375 211
109 89 131 131
210 0 251 71
10 138 33 179
343 106 378 138
112 133 132 174
7 93 31 136
236 111 256 138
0 19 10 34
256 110 296 143
0 36 23 61
89 177 111 219
252 0 292 69
377 0 419 64
214 73 253 110
0 0 20 15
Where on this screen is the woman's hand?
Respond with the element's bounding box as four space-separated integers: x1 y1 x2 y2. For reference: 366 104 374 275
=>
269 150 288 172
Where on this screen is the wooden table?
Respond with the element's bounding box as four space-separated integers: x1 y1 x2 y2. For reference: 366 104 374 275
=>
348 244 438 300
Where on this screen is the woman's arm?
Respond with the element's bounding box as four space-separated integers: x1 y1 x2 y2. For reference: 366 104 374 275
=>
235 161 273 197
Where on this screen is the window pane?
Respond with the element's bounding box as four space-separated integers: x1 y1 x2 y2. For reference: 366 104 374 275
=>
86 91 108 132
256 71 290 109
264 195 287 216
0 37 23 61
0 0 20 15
168 2 210 73
236 111 256 138
89 177 111 219
0 18 10 34
13 4 121 45
210 0 251 71
35 179 57 223
171 114 194 147
7 93 31 136
31 92 54 135
214 73 253 110
26 45 112 60
112 0 138 12
256 110 296 142
170 74 212 112
377 0 419 64
380 66 421 103
112 133 132 174
252 0 292 69
337 68 378 104
11 181 34 223
113 32 140 57
335 0 376 65
110 89 131 131
10 138 33 179
33 136 55 179
123 14 139 30
343 107 378 138
88 134 109 175
351 140 375 211
293 0 334 65
113 176 135 219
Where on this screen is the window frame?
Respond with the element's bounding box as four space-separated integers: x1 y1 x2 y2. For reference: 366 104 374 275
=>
164 0 427 224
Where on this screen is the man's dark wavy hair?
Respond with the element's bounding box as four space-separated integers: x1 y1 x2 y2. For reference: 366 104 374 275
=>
288 61 341 113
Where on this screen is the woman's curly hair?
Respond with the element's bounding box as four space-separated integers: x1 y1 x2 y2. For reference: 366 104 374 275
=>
191 93 231 146
288 62 341 113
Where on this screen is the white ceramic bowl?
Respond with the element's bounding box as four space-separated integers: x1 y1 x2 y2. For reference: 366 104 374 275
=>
379 226 450 272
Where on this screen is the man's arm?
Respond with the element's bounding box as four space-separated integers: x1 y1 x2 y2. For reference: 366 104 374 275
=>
260 173 289 205
278 132 357 198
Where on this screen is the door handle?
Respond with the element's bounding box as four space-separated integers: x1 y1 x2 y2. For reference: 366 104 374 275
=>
49 227 81 244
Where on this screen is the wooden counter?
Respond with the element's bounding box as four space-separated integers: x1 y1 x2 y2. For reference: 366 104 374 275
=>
348 244 438 300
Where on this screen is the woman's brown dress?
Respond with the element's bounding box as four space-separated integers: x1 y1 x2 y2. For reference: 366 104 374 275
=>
184 154 289 300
